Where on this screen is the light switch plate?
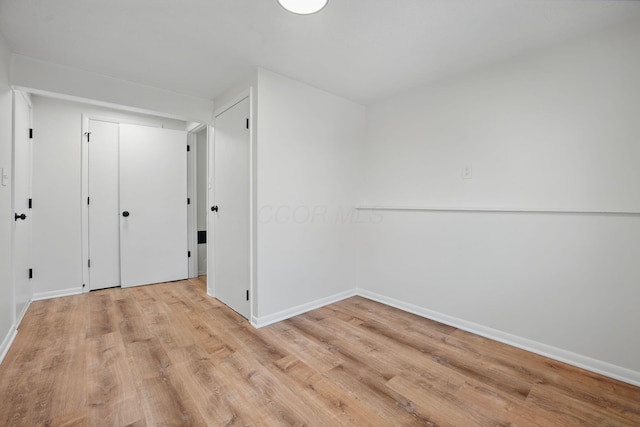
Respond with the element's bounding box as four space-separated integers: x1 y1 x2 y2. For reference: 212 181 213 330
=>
462 164 473 179
1 167 8 186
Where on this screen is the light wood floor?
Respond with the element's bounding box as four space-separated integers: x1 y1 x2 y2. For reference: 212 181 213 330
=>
1 278 639 426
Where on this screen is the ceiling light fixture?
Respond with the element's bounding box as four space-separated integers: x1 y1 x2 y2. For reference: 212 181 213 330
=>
277 0 328 15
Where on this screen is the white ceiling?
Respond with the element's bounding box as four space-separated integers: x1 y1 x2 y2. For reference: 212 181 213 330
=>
1 0 639 105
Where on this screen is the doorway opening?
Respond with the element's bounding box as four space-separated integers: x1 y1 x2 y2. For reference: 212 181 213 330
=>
187 124 209 280
195 126 208 277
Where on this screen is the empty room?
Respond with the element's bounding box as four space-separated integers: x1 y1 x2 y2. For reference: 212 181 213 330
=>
1 0 639 425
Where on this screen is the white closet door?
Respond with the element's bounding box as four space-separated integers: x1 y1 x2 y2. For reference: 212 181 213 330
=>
13 92 32 318
88 120 120 290
211 97 250 319
119 125 188 288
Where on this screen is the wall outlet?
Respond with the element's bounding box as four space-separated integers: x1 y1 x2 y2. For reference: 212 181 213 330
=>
462 164 473 179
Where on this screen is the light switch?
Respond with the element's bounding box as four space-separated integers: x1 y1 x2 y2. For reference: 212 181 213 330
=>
1 167 8 186
462 164 473 180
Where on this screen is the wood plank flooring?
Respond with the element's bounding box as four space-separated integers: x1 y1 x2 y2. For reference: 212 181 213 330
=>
1 277 638 426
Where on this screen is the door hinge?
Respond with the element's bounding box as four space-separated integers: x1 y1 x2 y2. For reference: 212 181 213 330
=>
28 198 32 209
88 259 91 268
84 132 91 142
187 145 191 152
246 118 249 129
28 268 33 279
246 290 249 301
188 251 191 258
82 283 86 288
87 197 90 205
187 198 191 205
29 128 33 139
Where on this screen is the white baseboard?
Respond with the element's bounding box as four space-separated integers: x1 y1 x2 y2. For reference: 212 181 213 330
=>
7 283 640 388
251 289 359 328
0 326 17 366
1 288 81 366
33 287 83 301
357 289 640 388
1 299 33 366
15 299 31 328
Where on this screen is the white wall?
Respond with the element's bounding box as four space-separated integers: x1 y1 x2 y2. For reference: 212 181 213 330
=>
0 32 15 360
357 21 640 381
360 23 640 212
31 95 186 297
12 55 213 124
254 69 365 322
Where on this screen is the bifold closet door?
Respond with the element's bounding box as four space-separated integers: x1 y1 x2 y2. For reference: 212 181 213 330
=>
87 120 121 290
119 124 188 288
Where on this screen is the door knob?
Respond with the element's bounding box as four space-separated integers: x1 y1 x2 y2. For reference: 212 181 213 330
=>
14 213 26 221
211 206 218 212
122 211 130 217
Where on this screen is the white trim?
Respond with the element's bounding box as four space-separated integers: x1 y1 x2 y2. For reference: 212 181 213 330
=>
186 122 207 134
214 89 251 118
0 327 18 365
355 205 640 216
249 286 640 387
186 131 197 278
206 125 213 286
13 86 199 123
356 289 640 388
81 115 90 293
9 91 17 325
32 287 83 301
15 298 31 328
16 89 33 109
207 122 215 298
248 87 255 323
82 114 162 128
251 289 358 328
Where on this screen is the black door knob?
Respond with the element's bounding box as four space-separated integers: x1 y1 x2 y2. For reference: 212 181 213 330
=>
122 211 130 217
14 213 26 221
211 206 218 212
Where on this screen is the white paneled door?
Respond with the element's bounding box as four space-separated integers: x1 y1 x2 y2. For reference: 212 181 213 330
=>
12 92 33 319
211 97 250 319
87 121 188 290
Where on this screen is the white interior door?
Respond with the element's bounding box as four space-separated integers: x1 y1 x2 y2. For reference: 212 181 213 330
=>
119 124 188 288
87 120 120 290
211 97 250 319
12 91 32 319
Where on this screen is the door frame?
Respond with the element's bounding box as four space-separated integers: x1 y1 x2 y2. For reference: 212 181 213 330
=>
11 89 33 326
210 87 255 323
80 115 161 292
